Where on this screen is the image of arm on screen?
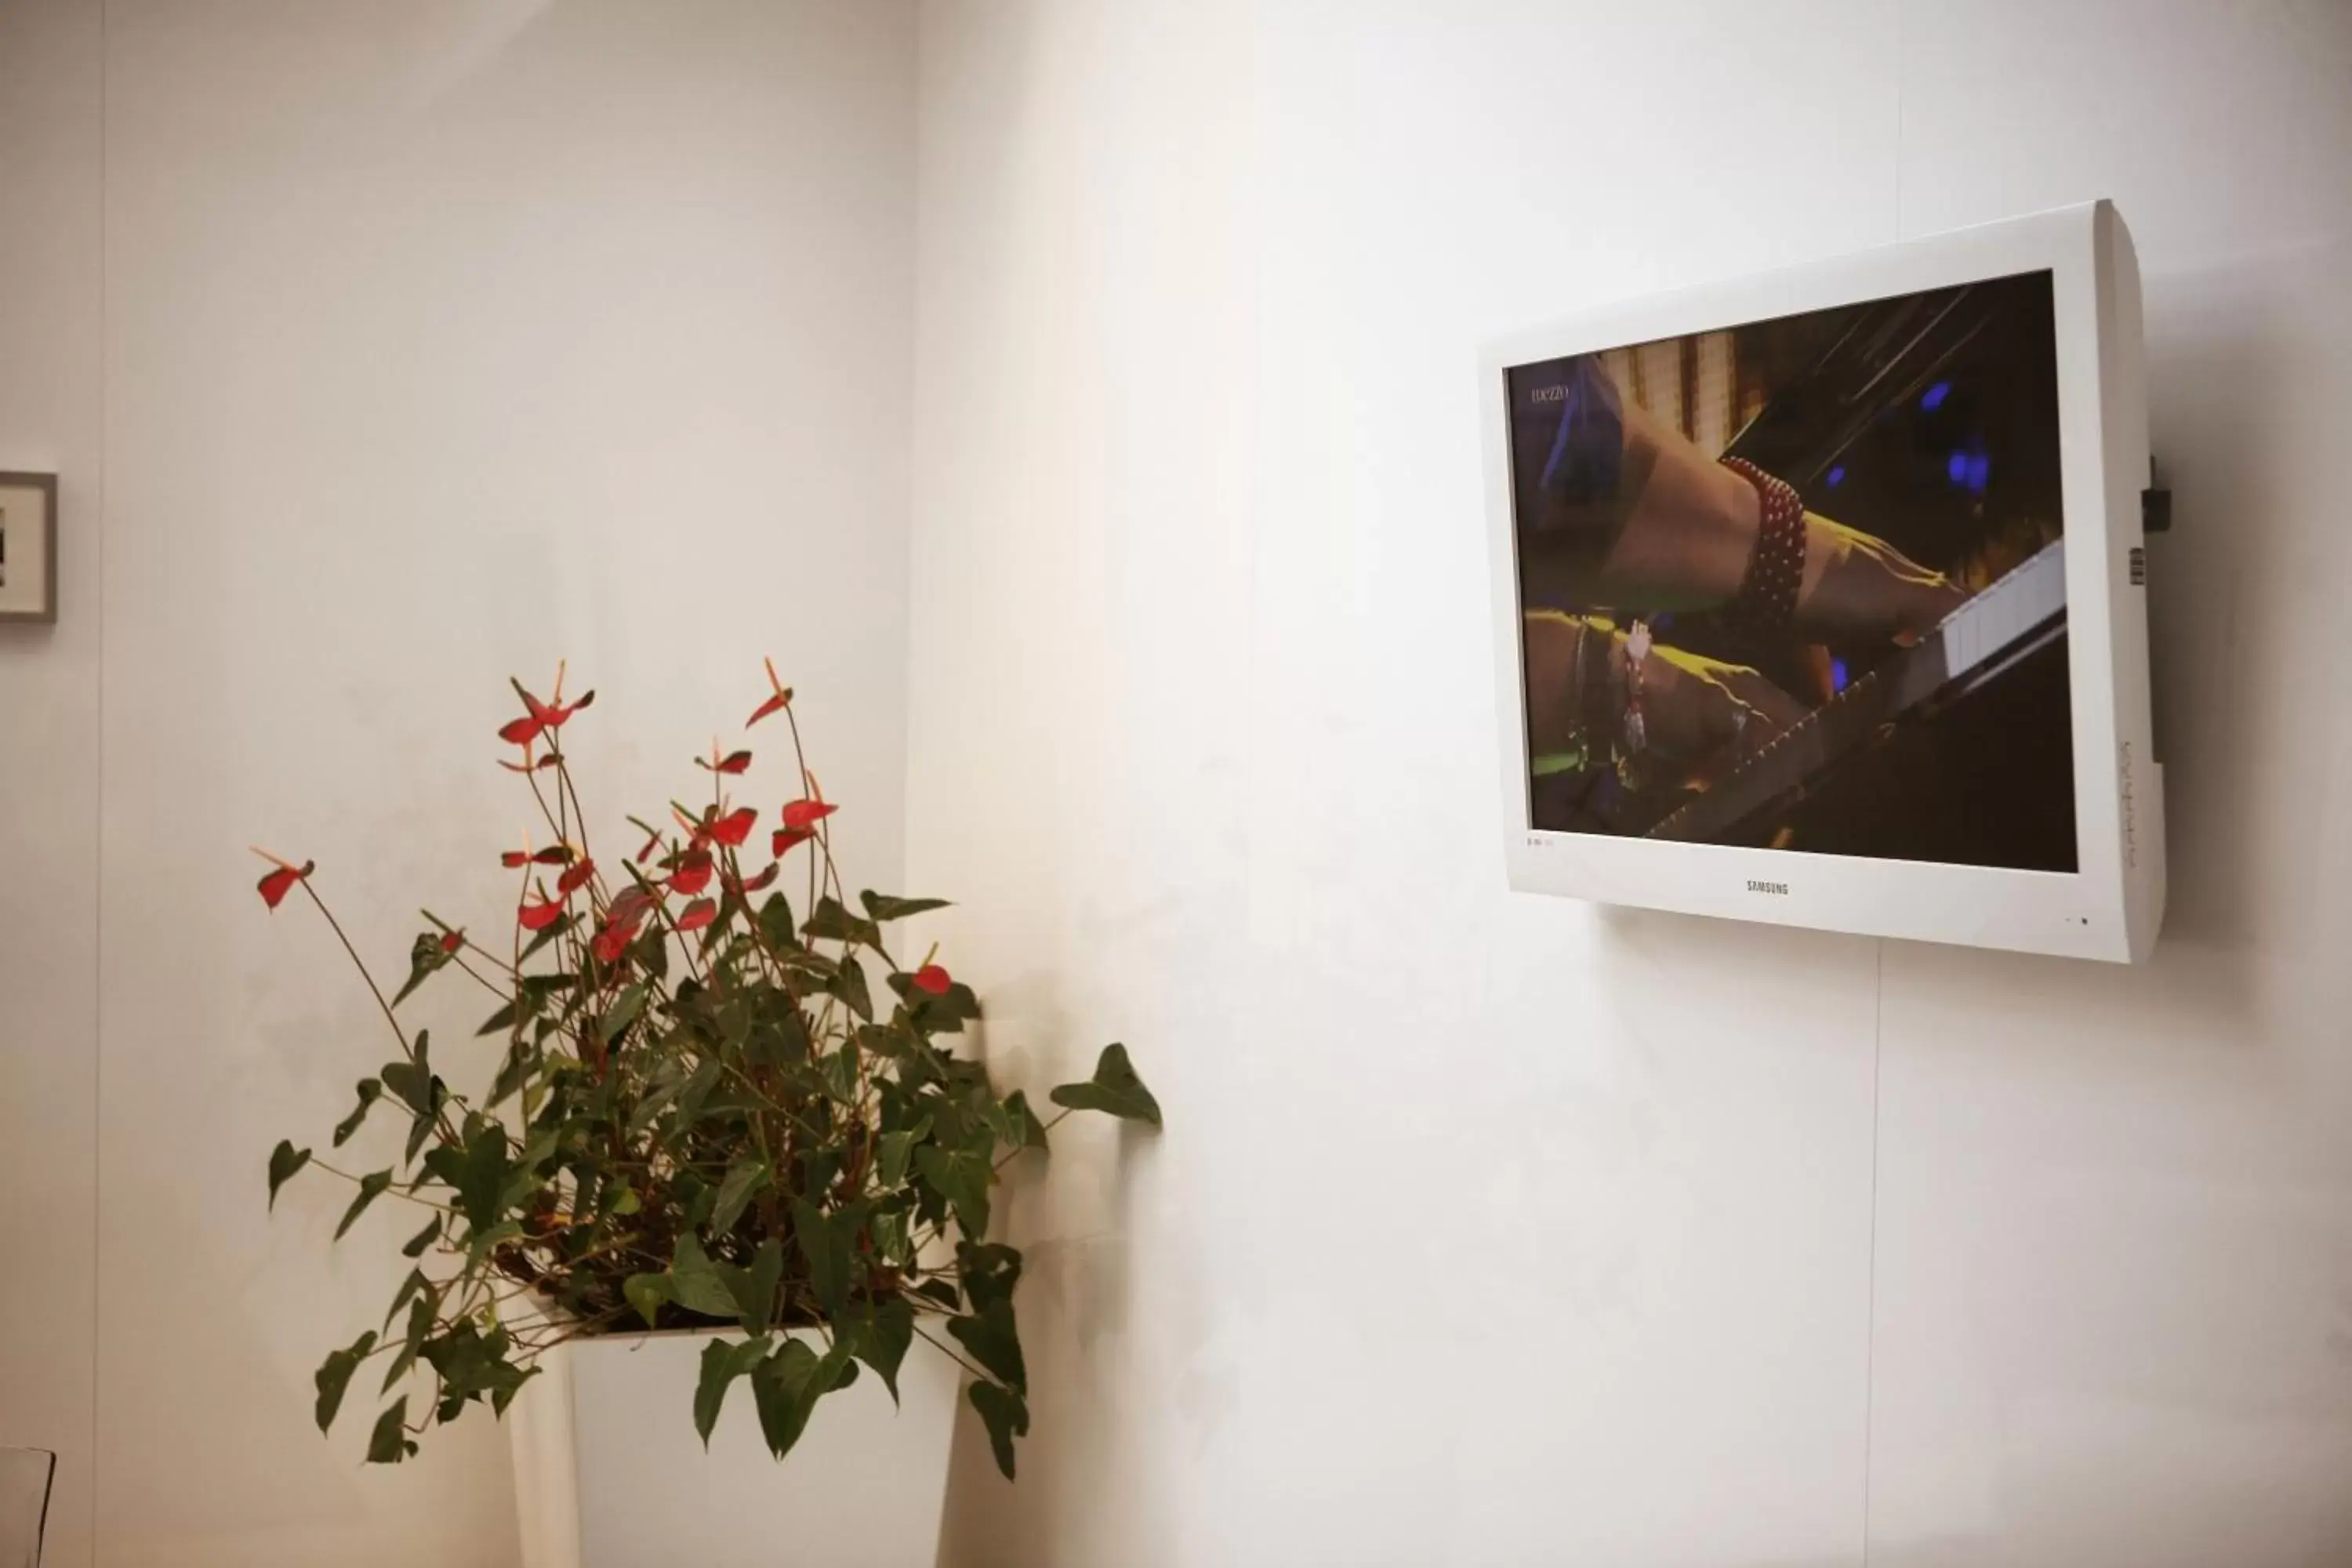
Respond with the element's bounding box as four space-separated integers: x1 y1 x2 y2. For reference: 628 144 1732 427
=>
1515 356 1965 645
1521 610 1807 789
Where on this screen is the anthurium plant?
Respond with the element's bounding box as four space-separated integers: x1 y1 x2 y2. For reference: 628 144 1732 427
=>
260 662 1159 1479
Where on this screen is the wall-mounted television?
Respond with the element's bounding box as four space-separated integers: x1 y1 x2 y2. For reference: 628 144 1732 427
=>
1482 201 2163 961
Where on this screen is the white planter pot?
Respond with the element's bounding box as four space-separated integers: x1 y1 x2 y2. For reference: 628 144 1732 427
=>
508 1327 960 1568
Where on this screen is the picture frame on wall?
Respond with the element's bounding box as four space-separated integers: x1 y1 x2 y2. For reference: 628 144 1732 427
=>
0 472 59 624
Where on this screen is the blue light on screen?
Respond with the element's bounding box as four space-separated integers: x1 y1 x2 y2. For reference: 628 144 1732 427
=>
1830 658 1850 693
1947 450 1969 484
1921 380 1952 411
1824 465 1846 488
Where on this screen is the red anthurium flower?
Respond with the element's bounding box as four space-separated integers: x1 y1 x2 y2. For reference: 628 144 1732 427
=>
438 929 465 954
782 798 837 832
591 919 637 965
773 826 813 858
502 664 595 746
517 898 565 931
912 964 952 996
502 845 573 868
709 806 759 849
519 661 593 726
633 824 665 865
735 863 779 895
746 657 795 729
608 885 662 924
557 859 597 897
696 746 753 775
669 851 714 897
498 755 561 774
252 851 315 910
590 887 654 962
677 898 718 933
521 689 592 731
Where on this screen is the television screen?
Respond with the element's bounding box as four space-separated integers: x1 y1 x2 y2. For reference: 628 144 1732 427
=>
1503 269 2075 873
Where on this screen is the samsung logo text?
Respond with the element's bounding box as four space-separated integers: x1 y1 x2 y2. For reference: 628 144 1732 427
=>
1746 880 1789 896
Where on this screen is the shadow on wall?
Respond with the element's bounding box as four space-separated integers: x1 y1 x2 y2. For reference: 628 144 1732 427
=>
1859 236 2352 1039
2138 237 2352 1014
931 1118 1158 1568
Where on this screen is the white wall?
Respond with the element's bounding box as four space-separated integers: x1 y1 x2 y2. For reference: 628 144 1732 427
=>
2 2 916 1564
909 3 2352 1565
10 4 2350 1565
0 5 104 1566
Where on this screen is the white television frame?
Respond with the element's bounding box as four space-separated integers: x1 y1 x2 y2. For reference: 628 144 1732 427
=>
1482 201 2165 962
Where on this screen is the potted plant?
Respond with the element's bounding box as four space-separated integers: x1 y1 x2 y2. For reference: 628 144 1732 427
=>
258 663 1160 1566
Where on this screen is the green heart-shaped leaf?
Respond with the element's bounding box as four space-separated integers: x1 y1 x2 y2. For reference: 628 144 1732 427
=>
267 1141 312 1210
623 1271 673 1330
1047 1043 1162 1127
845 1296 913 1406
914 1141 991 1238
709 1158 769 1236
365 1396 416 1464
666 1233 740 1319
859 891 951 923
334 1169 394 1241
946 1298 1026 1394
750 1337 855 1461
693 1335 771 1445
332 1080 383 1148
969 1381 1029 1479
314 1330 377 1432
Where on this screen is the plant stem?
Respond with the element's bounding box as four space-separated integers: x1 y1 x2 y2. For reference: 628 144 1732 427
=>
910 1321 992 1385
299 880 463 1141
314 1159 454 1211
993 1108 1071 1173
